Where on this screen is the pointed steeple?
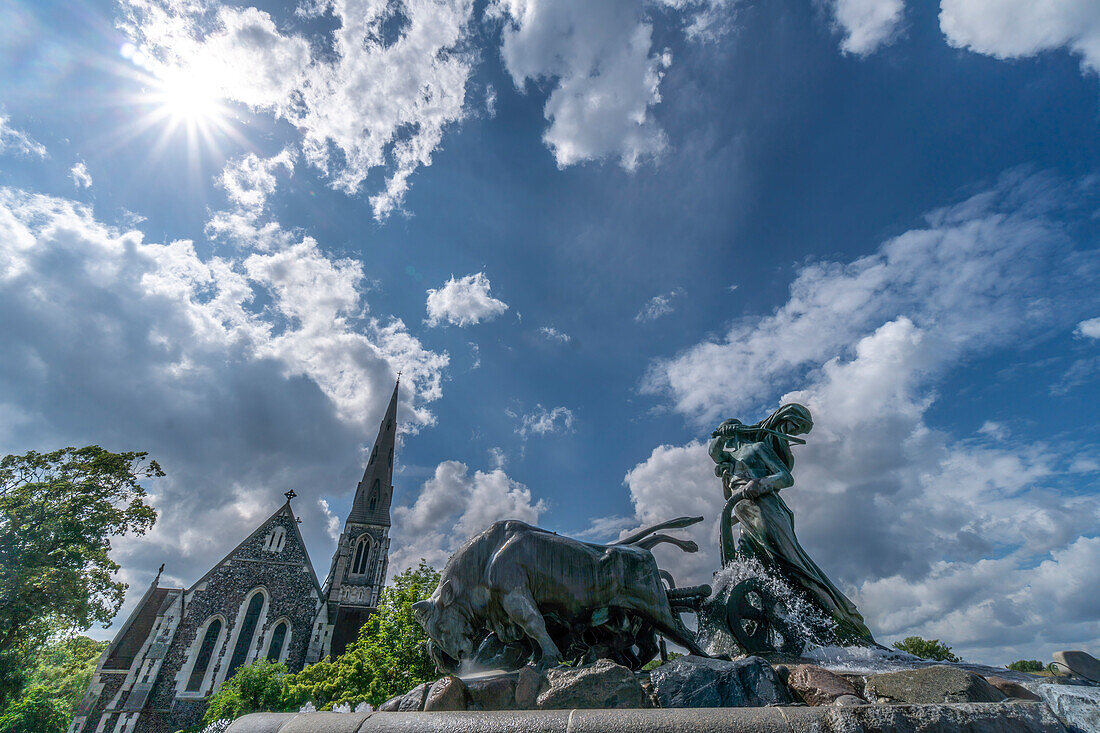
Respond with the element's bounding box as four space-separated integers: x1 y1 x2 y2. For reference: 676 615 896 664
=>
346 379 399 527
316 378 400 658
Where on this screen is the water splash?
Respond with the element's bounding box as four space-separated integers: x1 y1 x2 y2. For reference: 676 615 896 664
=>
697 557 839 656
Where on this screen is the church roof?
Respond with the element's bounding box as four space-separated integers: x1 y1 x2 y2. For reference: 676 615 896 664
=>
345 379 399 528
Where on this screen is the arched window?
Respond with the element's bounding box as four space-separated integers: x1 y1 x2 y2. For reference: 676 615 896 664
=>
266 621 289 662
185 618 222 692
226 592 265 678
388 447 393 467
368 446 377 465
351 536 371 575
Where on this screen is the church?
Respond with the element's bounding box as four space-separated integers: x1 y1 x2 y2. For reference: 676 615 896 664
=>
69 381 402 733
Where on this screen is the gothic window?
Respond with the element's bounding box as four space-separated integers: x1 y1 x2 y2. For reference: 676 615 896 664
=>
388 447 393 467
368 446 377 465
266 621 289 662
351 536 372 575
185 618 222 692
226 591 265 679
262 527 286 553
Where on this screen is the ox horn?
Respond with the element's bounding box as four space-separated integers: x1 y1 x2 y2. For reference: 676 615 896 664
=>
412 600 432 617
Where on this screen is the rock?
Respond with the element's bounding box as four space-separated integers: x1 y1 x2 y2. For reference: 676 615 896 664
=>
986 675 1041 701
423 675 468 711
1038 683 1100 733
378 695 402 712
397 681 431 712
536 659 646 710
832 694 867 706
787 664 860 706
864 665 1007 704
466 675 519 711
650 655 792 708
1054 650 1100 682
773 664 790 685
514 665 544 708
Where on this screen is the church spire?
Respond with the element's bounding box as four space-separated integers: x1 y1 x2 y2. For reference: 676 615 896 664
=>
346 379 399 527
317 378 400 658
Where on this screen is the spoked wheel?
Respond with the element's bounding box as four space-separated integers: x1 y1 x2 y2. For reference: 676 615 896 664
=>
725 578 804 656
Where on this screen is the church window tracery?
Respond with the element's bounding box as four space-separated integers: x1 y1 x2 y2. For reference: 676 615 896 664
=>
350 536 372 575
226 591 265 678
185 618 223 693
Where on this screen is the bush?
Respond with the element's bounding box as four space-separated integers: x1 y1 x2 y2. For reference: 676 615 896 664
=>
201 661 294 725
891 636 960 662
283 561 440 710
1007 659 1045 673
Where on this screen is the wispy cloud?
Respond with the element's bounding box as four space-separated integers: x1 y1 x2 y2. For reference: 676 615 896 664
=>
635 287 684 322
69 162 93 189
0 114 46 158
510 404 576 439
538 326 572 343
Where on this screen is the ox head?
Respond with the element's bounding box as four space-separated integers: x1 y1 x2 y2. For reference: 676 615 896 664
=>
412 579 475 672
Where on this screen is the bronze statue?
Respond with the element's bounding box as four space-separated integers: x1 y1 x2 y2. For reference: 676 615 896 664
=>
413 519 710 672
709 403 874 643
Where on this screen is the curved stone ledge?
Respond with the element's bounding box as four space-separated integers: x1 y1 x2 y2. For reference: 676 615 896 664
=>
226 701 1068 733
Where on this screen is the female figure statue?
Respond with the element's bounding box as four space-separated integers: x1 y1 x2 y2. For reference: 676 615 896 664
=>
710 404 874 643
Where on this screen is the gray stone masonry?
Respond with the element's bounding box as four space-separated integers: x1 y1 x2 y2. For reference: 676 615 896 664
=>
226 703 1069 733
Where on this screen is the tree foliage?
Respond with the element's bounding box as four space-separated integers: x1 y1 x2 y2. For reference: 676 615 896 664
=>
0 635 106 733
202 660 294 725
1007 659 1045 673
892 636 961 662
0 446 160 708
284 561 440 709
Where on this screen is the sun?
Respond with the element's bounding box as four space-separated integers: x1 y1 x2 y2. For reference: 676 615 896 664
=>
154 67 224 123
151 65 228 127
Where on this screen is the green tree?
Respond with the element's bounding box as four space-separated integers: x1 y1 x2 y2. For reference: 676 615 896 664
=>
892 636 961 662
284 562 440 709
1007 659 1045 673
0 446 160 707
0 684 68 733
202 660 294 725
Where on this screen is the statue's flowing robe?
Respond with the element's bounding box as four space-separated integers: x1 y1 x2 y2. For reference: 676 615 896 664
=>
734 489 872 641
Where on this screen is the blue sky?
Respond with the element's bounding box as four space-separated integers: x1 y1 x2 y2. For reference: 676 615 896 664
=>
1 0 1099 664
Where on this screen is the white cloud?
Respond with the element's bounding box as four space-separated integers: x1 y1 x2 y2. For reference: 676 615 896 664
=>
119 0 475 219
0 114 47 158
1076 317 1100 339
390 460 547 570
488 446 507 469
512 404 576 439
828 0 905 55
940 0 1100 74
425 272 509 327
621 171 1100 662
319 498 341 542
645 170 1091 426
69 162 93 189
218 149 294 213
635 287 683 322
491 0 670 169
538 326 571 343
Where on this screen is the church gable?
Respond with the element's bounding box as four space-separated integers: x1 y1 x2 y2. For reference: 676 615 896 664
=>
140 499 323 730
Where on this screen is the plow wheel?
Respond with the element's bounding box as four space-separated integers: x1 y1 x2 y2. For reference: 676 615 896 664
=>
725 578 804 656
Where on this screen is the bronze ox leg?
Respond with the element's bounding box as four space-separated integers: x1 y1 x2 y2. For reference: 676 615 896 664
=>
500 588 564 669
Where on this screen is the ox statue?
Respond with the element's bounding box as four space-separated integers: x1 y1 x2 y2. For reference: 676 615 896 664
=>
412 518 711 673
